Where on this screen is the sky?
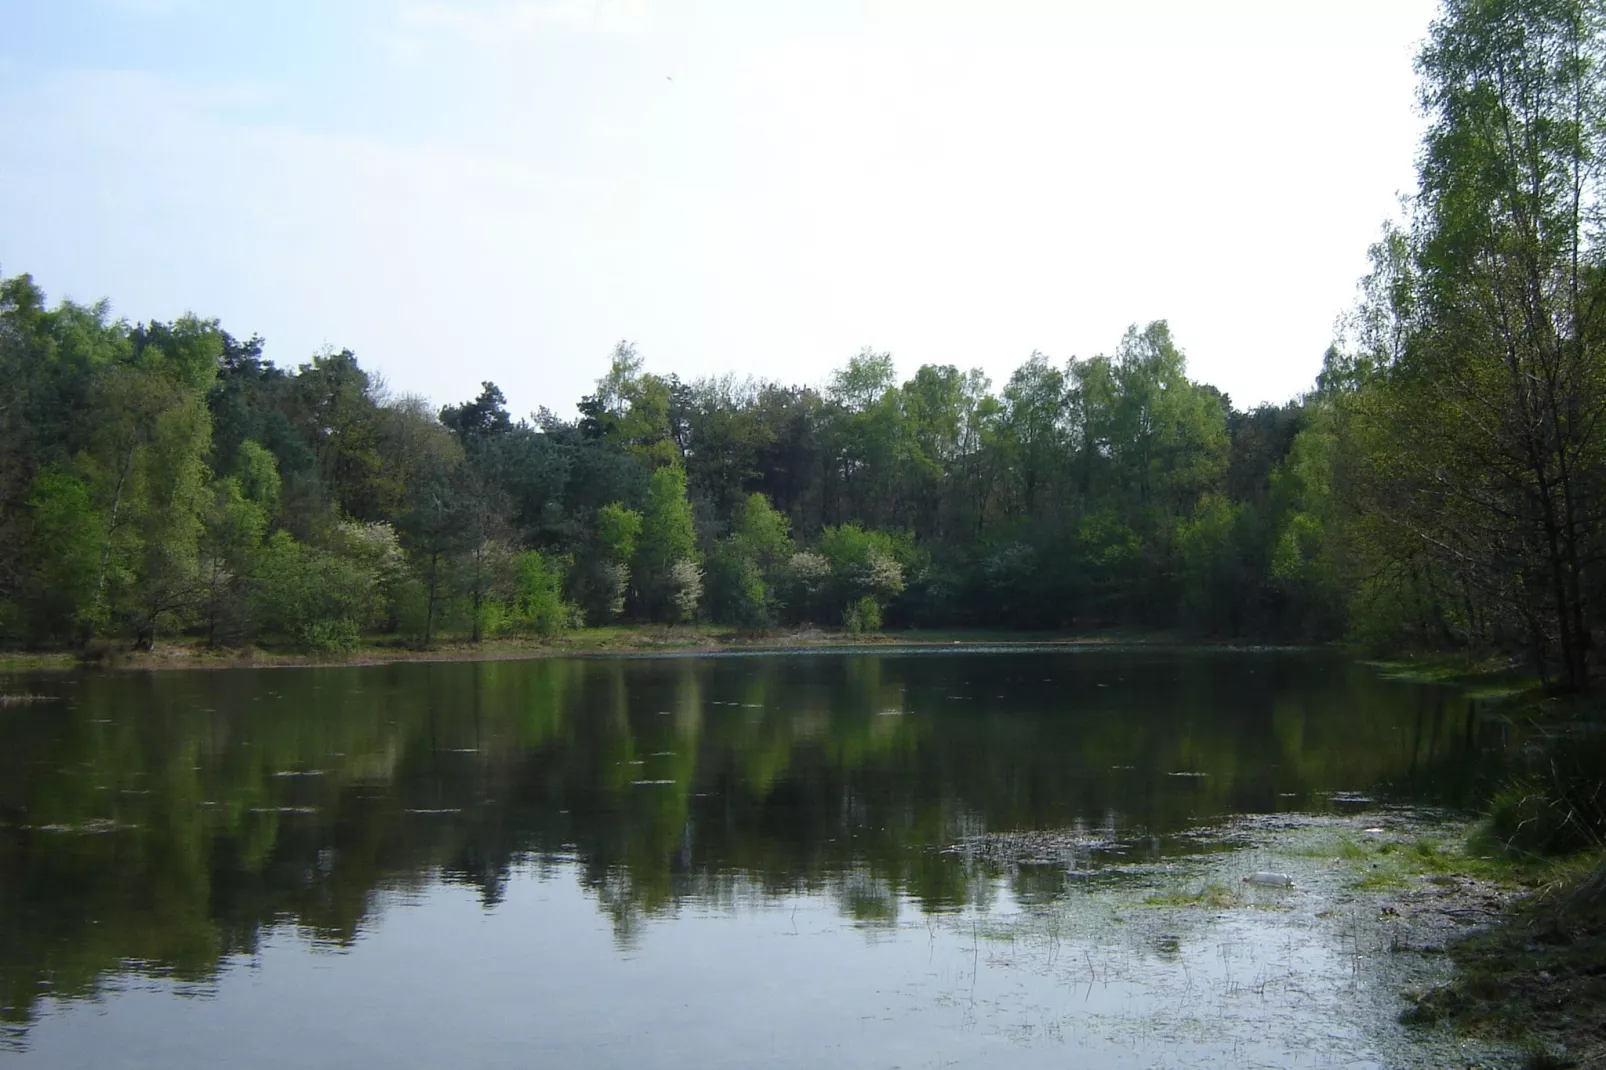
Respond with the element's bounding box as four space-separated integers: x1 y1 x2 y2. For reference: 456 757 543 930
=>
0 0 1439 417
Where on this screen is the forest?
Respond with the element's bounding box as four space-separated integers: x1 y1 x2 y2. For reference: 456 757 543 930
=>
4 0 1606 692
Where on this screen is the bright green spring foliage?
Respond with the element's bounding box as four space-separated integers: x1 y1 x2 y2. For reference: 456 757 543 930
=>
632 464 700 623
705 493 796 629
507 550 579 636
0 273 1357 649
1325 0 1606 688
595 503 643 565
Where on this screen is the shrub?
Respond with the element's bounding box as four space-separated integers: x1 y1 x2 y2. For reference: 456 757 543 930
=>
843 596 882 634
573 559 629 625
818 525 907 606
296 617 359 654
667 558 703 624
251 531 385 650
509 550 578 636
777 551 831 624
1475 768 1606 858
705 543 771 629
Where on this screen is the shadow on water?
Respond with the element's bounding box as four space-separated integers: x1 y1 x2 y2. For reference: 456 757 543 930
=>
0 648 1518 1063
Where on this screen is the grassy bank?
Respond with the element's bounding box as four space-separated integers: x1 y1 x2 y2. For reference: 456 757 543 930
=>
1362 659 1606 1068
0 626 1181 674
1402 851 1606 1068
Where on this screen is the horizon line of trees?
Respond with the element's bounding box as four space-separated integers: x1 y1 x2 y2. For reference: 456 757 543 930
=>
4 0 1606 690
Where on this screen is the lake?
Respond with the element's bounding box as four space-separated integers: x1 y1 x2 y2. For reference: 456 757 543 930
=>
0 647 1512 1068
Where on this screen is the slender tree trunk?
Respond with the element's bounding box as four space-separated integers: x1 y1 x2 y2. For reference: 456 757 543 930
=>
471 546 484 645
424 548 440 647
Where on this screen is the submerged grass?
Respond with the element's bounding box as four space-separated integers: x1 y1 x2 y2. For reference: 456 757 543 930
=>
0 693 54 707
1287 827 1592 893
1141 881 1245 909
1364 653 1541 700
950 812 1523 1068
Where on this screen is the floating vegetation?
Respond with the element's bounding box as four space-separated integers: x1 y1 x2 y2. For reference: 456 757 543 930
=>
630 779 677 786
944 828 1121 872
940 811 1521 1068
0 693 53 707
26 819 139 834
1142 881 1244 909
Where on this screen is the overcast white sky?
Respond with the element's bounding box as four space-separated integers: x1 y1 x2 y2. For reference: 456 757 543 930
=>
0 0 1437 416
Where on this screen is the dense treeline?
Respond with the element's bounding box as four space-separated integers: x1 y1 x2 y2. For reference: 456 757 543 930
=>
3 0 1606 690
0 291 1333 651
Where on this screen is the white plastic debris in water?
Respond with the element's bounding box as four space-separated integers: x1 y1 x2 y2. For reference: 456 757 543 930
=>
1243 871 1296 888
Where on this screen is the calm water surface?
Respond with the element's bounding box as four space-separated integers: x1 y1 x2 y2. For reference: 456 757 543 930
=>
0 648 1510 1067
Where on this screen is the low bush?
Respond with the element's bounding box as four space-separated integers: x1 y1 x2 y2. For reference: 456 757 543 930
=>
843 596 882 634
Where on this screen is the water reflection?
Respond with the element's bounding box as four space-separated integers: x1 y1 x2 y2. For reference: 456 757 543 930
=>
0 649 1502 1037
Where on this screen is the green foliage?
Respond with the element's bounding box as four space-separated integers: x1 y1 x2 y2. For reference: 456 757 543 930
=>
80 317 223 646
0 267 1362 645
1477 782 1590 859
777 551 832 625
817 524 907 616
705 493 794 629
842 595 883 634
634 465 699 622
596 503 643 564
507 550 578 636
665 559 703 625
1076 508 1142 621
639 466 696 565
585 343 681 466
1174 494 1250 633
234 440 282 516
18 7 1606 664
14 468 104 643
251 530 394 651
1475 736 1606 858
1320 0 1606 686
705 542 771 629
730 493 793 567
197 475 271 644
296 617 360 654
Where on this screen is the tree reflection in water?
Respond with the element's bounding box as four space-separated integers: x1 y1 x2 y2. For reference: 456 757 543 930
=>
0 649 1503 1034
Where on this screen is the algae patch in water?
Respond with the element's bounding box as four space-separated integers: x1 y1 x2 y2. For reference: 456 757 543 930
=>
1141 881 1244 909
943 811 1524 1069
